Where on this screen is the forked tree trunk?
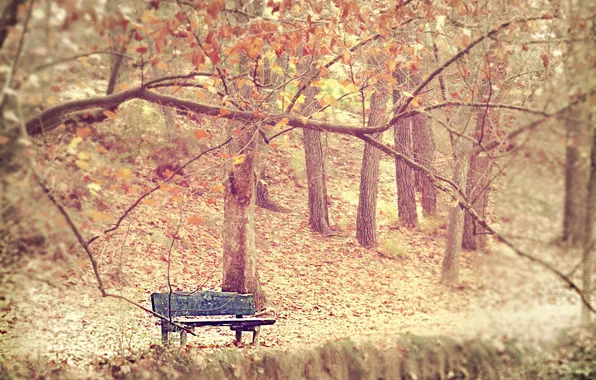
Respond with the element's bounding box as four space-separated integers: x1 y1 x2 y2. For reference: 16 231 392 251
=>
411 113 437 216
393 89 418 227
357 79 389 247
298 56 332 234
441 139 470 285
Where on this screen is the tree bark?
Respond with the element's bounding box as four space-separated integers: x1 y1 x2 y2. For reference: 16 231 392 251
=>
0 0 24 50
581 121 595 323
563 108 592 247
392 70 418 226
393 112 418 227
222 0 266 311
411 113 437 216
441 139 470 285
298 56 332 234
222 124 265 310
462 155 491 250
357 79 389 247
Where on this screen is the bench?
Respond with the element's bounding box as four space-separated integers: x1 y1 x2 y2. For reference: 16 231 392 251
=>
150 291 276 345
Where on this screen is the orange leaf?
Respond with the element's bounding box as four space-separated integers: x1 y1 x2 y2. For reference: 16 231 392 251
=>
76 127 92 138
143 199 157 205
194 129 210 140
206 197 217 205
187 215 205 226
103 110 117 119
219 108 232 116
0 135 9 145
232 127 242 136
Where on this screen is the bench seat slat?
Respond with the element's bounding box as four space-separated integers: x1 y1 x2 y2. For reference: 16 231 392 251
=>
170 317 276 326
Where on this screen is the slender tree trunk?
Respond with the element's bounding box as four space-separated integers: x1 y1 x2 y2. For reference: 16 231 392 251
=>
298 56 332 234
393 71 418 226
563 109 591 247
0 0 24 50
412 113 437 216
441 139 470 285
581 122 595 323
462 155 491 250
393 115 418 226
357 79 389 247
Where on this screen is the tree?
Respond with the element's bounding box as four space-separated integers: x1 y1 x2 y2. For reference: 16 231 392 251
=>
298 55 332 234
440 138 471 285
221 0 267 310
412 113 437 216
393 69 418 226
356 60 390 247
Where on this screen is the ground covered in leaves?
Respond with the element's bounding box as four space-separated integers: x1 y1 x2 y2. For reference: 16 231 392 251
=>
0 116 586 376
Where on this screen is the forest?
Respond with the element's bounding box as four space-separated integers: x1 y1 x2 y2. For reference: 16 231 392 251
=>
0 0 595 378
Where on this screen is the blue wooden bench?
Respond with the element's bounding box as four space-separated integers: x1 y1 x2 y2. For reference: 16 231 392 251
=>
151 291 276 345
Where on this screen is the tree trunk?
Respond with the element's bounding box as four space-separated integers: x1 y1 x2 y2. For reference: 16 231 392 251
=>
581 123 595 323
222 0 266 311
222 124 266 310
563 109 592 247
441 139 470 285
462 155 491 250
392 71 418 226
411 113 437 216
298 56 332 234
357 80 389 247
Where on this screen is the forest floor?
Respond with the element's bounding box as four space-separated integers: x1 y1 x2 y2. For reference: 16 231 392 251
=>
0 119 583 372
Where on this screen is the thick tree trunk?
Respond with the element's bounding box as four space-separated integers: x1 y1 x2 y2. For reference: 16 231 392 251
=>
412 113 437 216
357 80 389 247
222 0 266 311
393 71 418 226
563 109 592 247
441 140 470 285
222 124 266 310
298 56 332 234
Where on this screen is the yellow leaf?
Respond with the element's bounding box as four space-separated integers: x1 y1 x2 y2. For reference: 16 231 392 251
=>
116 82 129 91
233 154 246 165
157 61 168 71
75 160 89 169
88 209 113 221
211 184 224 192
187 215 204 226
103 110 117 119
141 10 158 23
274 118 289 129
116 168 133 179
77 151 91 160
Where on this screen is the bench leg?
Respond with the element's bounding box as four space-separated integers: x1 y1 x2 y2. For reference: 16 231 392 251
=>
252 326 261 346
235 330 242 343
180 330 188 345
161 327 169 345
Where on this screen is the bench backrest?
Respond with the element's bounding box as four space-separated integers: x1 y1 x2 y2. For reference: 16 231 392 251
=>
151 291 256 318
